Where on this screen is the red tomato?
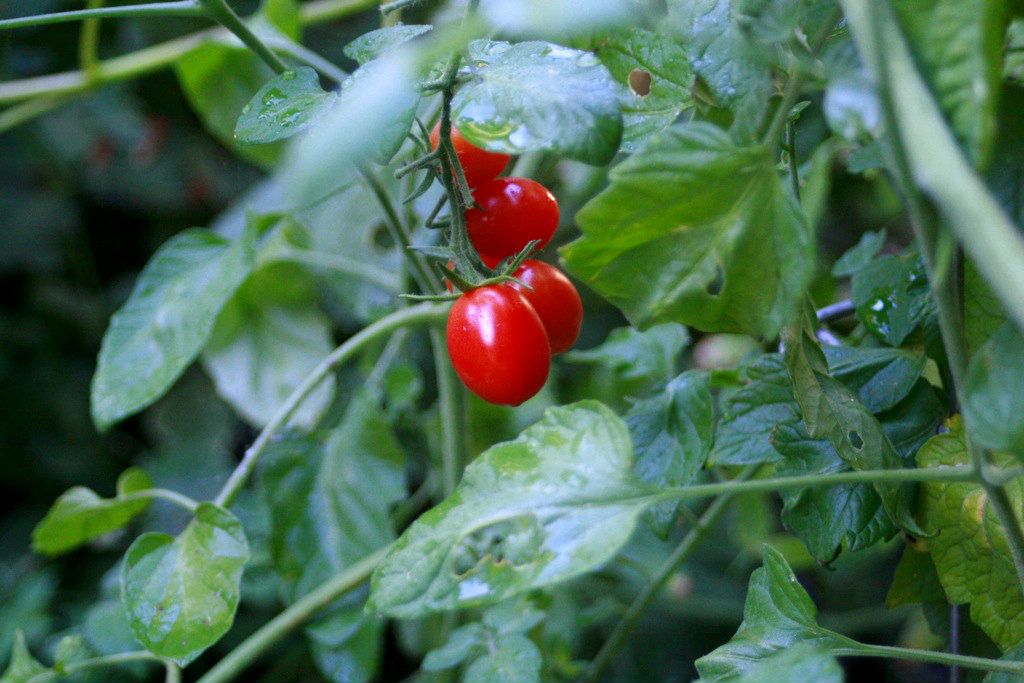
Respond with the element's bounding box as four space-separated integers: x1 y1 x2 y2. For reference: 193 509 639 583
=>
430 123 510 189
466 178 559 263
508 260 583 354
446 286 550 406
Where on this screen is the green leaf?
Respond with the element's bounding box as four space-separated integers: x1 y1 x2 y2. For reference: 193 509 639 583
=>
261 390 405 683
894 0 1008 164
1008 19 1024 84
83 600 141 656
850 253 932 347
711 355 798 467
235 67 337 145
479 0 632 37
714 643 843 683
782 305 927 537
121 502 250 666
564 323 688 393
464 634 542 683
343 25 432 64
202 262 335 429
886 548 947 608
984 642 1024 683
917 420 1024 651
594 28 694 152
0 632 49 683
452 40 623 164
561 122 814 337
626 370 714 537
52 635 94 675
963 323 1024 459
91 227 257 431
368 401 648 618
832 230 886 277
422 624 485 671
32 468 152 556
965 258 1007 355
821 345 925 414
694 545 850 681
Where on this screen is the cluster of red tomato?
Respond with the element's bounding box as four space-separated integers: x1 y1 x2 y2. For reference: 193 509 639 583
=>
430 124 583 406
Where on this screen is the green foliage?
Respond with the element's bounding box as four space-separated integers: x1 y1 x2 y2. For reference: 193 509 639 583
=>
0 632 49 683
121 503 250 665
90 227 258 431
963 323 1024 458
369 402 648 618
562 123 813 337
32 468 152 556
452 40 623 164
344 25 433 64
918 420 1024 651
832 230 886 277
564 323 688 396
235 67 337 145
851 253 931 347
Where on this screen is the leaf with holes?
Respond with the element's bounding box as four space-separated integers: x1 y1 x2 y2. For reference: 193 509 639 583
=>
344 25 432 64
595 27 694 151
452 40 623 164
694 545 850 680
917 419 1024 651
963 323 1024 460
32 468 152 556
562 122 813 337
367 401 649 618
91 226 258 431
235 67 337 145
121 503 249 666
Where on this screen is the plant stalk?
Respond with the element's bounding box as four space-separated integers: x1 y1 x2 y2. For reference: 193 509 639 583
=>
836 644 1024 675
198 0 288 73
0 1 203 30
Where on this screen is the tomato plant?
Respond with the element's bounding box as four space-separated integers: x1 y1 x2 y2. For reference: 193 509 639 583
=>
3 1 1024 682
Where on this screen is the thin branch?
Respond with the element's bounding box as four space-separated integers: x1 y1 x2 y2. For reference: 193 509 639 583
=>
836 644 1024 676
263 35 349 84
124 488 200 513
26 652 162 683
78 0 106 79
0 1 203 30
213 301 449 508
198 0 288 73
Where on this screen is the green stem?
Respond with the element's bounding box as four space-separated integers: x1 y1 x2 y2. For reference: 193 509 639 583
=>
26 652 162 683
196 545 391 683
165 662 182 683
0 0 376 105
124 488 199 513
430 327 462 497
78 0 106 80
198 0 288 73
263 35 348 84
583 464 760 683
0 1 203 30
213 301 449 508
0 96 68 134
836 644 1024 676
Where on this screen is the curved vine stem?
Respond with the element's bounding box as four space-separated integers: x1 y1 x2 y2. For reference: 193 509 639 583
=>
213 301 449 509
0 1 203 30
583 464 760 683
25 652 163 683
196 0 287 73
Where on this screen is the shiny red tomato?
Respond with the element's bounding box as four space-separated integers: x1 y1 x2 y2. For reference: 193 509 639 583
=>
466 177 559 263
446 286 550 406
508 260 583 354
430 123 510 189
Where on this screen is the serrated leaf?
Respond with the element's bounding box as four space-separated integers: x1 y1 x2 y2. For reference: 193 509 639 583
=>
261 390 405 683
91 227 257 431
783 304 927 538
368 402 649 618
595 28 694 151
343 25 432 64
894 0 1007 165
452 40 623 164
963 323 1024 459
32 468 152 556
0 632 49 683
832 230 886 277
694 545 851 681
851 253 932 347
235 67 337 145
561 122 814 337
917 420 1024 651
626 370 713 537
121 502 249 666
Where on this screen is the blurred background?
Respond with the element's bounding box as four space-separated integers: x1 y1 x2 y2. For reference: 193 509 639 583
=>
0 1 968 681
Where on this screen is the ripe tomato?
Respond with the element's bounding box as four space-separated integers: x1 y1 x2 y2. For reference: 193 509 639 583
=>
430 123 510 189
446 286 550 406
466 178 559 262
508 260 583 354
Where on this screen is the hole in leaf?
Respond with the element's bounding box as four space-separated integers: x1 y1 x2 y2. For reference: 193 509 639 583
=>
628 68 653 97
706 264 725 296
848 430 864 450
451 516 545 577
372 222 395 251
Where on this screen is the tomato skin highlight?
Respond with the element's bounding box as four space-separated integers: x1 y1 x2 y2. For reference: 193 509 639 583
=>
466 178 559 262
446 286 551 406
430 123 510 189
508 260 583 354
